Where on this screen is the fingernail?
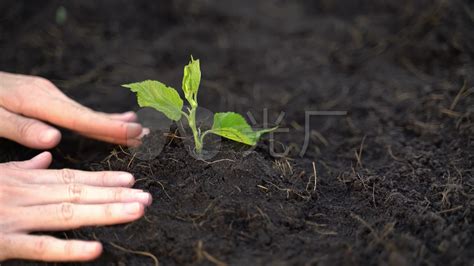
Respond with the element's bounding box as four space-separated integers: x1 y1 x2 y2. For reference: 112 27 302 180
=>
122 111 135 116
121 111 137 121
136 192 152 205
137 128 151 139
39 129 60 144
83 243 100 253
123 202 142 215
118 173 134 186
126 123 143 138
31 151 51 161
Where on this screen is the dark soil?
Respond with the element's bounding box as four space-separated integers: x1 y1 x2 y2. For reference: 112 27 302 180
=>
1 0 473 265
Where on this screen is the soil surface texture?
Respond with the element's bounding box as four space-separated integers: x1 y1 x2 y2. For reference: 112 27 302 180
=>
1 0 473 265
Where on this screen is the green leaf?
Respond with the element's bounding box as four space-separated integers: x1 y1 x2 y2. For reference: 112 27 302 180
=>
182 56 201 106
122 80 183 121
210 112 277 146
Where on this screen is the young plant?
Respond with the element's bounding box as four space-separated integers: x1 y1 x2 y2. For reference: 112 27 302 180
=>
123 56 276 154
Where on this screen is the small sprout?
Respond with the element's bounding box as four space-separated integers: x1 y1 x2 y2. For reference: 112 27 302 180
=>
123 56 276 154
55 6 67 25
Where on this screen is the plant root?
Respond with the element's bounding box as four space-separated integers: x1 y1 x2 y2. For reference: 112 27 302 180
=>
195 240 228 266
108 241 160 266
354 135 366 168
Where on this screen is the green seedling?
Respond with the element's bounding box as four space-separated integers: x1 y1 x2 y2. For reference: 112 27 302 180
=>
55 6 67 25
123 56 276 154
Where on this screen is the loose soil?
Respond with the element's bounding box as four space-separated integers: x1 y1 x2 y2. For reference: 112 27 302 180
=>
1 0 473 265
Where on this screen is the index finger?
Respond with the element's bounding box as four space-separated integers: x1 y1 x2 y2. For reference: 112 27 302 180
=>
1 75 143 141
9 168 135 187
27 96 143 140
0 234 102 262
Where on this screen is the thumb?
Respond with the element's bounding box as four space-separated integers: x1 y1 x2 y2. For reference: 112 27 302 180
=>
0 107 61 149
2 151 53 169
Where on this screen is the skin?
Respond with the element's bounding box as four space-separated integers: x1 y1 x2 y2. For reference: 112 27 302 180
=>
0 72 151 262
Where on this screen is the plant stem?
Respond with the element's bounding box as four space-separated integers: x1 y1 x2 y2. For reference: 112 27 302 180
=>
187 106 203 154
199 130 213 146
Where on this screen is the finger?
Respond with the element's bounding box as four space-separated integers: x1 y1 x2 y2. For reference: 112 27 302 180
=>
1 76 142 142
107 111 137 122
1 151 52 169
19 184 152 206
79 132 143 147
0 234 102 262
21 94 143 140
11 168 135 187
0 107 61 149
15 202 146 231
81 127 149 146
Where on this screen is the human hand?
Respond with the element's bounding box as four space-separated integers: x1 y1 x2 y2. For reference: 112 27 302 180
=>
0 71 143 148
0 152 152 261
